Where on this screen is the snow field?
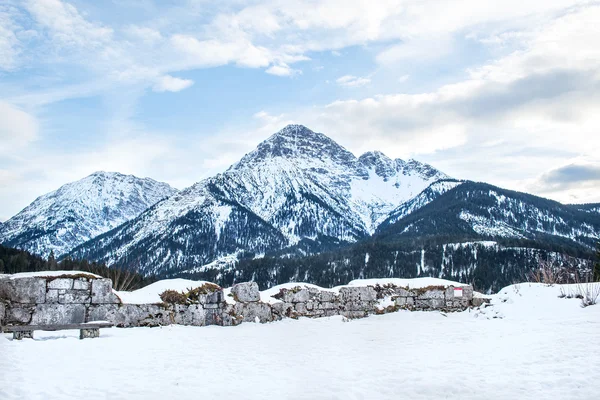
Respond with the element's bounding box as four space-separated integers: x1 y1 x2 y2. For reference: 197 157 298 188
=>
1 282 599 400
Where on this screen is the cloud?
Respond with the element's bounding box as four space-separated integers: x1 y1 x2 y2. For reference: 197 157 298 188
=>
152 75 194 92
0 101 38 153
336 75 370 88
538 163 600 188
376 36 453 65
266 63 300 76
24 0 113 48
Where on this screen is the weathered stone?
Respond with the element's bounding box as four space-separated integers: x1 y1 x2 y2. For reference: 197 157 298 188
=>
90 304 170 327
31 304 86 325
292 289 310 303
318 301 339 310
0 301 5 325
73 279 90 291
295 302 307 314
6 306 34 324
231 282 260 303
173 304 206 326
342 301 376 312
91 279 120 304
394 297 410 307
233 302 272 323
59 290 91 304
319 291 336 302
394 288 415 297
461 286 474 300
80 328 100 339
417 289 445 300
0 278 46 304
46 289 60 303
205 290 224 304
47 278 73 290
203 303 219 309
339 287 377 302
306 301 315 311
87 304 120 322
13 330 34 340
472 297 490 307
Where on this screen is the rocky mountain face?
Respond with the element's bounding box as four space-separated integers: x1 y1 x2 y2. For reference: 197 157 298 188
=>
188 181 600 293
70 125 448 276
0 172 178 258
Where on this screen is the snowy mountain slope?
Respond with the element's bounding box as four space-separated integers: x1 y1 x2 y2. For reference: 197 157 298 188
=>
571 203 600 214
70 125 448 275
376 181 600 248
378 179 465 229
0 172 178 257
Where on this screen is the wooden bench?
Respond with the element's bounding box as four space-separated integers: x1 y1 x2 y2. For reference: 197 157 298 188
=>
1 322 114 340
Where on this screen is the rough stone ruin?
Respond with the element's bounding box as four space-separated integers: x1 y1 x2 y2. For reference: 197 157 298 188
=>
0 274 486 329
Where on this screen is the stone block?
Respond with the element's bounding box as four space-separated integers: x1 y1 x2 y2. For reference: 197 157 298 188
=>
31 304 86 325
394 288 414 297
205 290 224 304
89 304 170 327
59 290 91 304
319 291 336 302
13 330 34 340
231 282 260 303
0 278 46 304
0 301 5 325
73 279 90 291
461 286 474 300
472 297 490 307
417 289 445 300
318 301 339 310
233 302 272 323
47 278 73 290
395 297 414 307
292 289 310 303
295 302 307 314
173 304 206 326
339 287 377 302
87 304 120 322
6 306 34 324
91 279 120 304
80 328 100 339
46 289 60 303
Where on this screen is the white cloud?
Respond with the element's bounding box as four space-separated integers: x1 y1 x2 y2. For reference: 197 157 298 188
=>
24 0 113 48
336 75 371 88
266 63 300 77
0 101 38 153
152 75 194 92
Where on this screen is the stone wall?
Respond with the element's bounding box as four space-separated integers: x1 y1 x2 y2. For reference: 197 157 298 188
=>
1 276 480 329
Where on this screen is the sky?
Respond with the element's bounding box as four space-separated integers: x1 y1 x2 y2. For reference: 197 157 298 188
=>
1 0 600 221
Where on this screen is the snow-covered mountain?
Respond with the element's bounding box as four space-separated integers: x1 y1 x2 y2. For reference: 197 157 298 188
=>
71 125 448 275
377 181 600 249
0 172 178 257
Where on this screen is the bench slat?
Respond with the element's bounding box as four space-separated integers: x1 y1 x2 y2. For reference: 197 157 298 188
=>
2 323 113 332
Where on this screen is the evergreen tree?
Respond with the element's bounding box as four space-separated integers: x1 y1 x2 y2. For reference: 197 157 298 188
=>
594 242 600 282
48 250 58 271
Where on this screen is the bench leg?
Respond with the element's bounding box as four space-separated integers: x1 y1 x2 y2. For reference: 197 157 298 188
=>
80 328 100 339
13 330 33 340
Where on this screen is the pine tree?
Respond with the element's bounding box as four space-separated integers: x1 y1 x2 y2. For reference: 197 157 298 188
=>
594 242 600 282
48 250 58 271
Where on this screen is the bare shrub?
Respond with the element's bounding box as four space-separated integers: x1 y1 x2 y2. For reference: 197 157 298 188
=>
577 283 600 308
159 290 187 305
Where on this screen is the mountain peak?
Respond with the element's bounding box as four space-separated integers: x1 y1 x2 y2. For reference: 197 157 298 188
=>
358 151 397 179
230 124 356 171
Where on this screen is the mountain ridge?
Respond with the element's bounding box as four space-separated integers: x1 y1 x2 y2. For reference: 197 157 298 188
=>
0 171 178 257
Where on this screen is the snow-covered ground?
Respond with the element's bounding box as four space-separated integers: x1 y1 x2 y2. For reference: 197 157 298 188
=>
2 282 599 400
